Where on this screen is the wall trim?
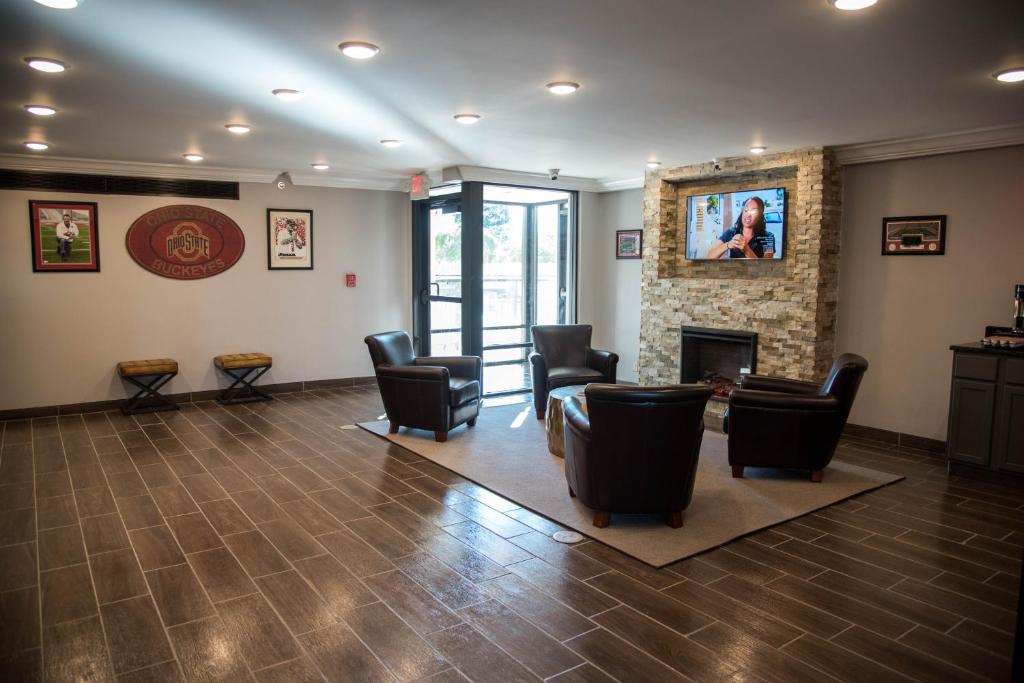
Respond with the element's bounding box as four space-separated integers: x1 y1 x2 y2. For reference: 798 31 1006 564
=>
0 153 407 192
0 376 377 421
832 122 1024 166
442 165 605 192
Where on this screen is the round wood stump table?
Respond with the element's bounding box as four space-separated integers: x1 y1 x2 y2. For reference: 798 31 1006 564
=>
545 385 588 457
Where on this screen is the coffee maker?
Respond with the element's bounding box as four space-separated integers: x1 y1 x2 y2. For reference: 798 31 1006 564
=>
984 283 1024 341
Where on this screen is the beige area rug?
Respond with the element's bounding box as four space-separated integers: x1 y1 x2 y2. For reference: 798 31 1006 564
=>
359 403 902 567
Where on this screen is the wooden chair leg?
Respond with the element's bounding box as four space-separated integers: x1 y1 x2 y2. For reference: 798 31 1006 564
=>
388 422 399 434
810 469 823 483
568 486 576 498
467 418 477 427
536 409 545 420
666 511 684 528
592 511 610 528
434 431 447 443
731 465 744 478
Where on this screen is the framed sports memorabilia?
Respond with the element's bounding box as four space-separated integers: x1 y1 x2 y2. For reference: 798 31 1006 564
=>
29 200 100 272
125 205 245 280
267 209 313 270
881 215 946 256
616 229 642 259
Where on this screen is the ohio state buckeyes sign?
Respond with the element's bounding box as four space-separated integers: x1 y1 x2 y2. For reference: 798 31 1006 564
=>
126 205 245 280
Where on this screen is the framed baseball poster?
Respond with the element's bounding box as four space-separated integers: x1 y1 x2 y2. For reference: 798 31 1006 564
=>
616 229 642 259
881 215 946 255
267 208 313 270
29 200 100 272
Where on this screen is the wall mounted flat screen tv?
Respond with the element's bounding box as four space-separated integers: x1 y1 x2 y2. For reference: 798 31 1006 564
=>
685 187 785 260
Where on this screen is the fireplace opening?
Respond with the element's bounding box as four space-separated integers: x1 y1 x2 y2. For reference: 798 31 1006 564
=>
680 326 757 402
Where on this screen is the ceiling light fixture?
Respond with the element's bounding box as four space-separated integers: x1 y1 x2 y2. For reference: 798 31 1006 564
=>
311 163 329 170
182 153 204 162
546 81 580 95
25 57 67 73
453 113 481 125
380 139 402 148
225 124 251 134
828 0 877 10
24 141 49 151
25 104 57 116
33 0 80 8
750 146 767 154
338 41 381 60
993 67 1024 83
272 88 304 102
646 161 662 169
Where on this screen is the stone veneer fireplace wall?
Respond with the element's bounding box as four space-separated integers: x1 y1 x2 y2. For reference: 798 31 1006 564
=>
638 148 842 396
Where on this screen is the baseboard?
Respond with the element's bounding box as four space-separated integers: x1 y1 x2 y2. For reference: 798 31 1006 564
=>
844 422 946 454
0 375 377 421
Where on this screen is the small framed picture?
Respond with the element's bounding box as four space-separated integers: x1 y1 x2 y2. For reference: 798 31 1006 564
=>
882 215 946 256
29 200 100 272
616 229 642 259
267 208 313 270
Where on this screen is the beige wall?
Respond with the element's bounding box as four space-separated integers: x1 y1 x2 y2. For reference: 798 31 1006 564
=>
837 145 1024 441
0 182 410 411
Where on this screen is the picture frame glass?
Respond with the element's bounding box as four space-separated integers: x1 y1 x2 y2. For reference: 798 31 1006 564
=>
268 209 313 269
616 230 642 258
30 201 100 272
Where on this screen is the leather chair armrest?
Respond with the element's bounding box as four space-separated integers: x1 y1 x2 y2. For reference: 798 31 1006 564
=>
729 389 839 412
377 364 449 382
529 352 547 375
530 352 549 416
739 375 820 395
585 348 619 382
416 356 481 381
563 396 591 440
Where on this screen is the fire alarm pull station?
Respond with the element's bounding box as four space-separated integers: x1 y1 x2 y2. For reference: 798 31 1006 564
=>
345 273 357 287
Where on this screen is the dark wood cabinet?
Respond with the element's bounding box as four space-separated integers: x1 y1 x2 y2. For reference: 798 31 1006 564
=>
947 344 1024 477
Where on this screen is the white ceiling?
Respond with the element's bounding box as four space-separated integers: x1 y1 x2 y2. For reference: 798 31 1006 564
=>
2 0 1023 189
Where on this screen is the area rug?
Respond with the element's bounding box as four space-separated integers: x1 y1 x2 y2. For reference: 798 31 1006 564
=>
359 403 902 567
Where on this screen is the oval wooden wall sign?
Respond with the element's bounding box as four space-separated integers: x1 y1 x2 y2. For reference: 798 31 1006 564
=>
126 205 245 279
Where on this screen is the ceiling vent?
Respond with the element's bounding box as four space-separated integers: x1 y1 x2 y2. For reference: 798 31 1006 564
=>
0 169 239 200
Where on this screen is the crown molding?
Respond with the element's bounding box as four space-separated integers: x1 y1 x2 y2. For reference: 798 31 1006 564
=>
0 154 407 192
833 122 1024 166
442 165 605 193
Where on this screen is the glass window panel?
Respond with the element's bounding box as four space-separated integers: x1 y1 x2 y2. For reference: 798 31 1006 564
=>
429 300 461 356
429 207 462 298
535 203 562 325
482 204 525 331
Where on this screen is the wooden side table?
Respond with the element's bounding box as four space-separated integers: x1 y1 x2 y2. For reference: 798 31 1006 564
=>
545 385 588 457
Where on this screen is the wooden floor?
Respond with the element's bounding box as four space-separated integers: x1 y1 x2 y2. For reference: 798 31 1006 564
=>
0 386 1019 682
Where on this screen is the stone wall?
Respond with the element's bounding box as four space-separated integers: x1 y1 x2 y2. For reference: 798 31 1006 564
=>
638 148 842 390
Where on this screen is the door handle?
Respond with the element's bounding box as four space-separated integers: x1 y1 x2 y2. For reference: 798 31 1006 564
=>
430 282 440 296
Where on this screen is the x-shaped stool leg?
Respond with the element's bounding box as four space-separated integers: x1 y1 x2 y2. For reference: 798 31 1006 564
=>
122 372 179 415
217 366 272 404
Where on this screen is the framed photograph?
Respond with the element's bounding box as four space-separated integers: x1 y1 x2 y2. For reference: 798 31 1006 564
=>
267 208 313 270
616 229 642 259
882 215 946 256
29 200 100 272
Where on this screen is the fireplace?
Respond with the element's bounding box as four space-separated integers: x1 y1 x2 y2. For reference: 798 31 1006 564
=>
680 326 757 401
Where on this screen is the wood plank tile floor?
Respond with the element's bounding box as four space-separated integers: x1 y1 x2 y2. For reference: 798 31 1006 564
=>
0 386 1020 681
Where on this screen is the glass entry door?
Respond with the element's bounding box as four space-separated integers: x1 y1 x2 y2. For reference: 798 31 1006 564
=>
425 201 463 355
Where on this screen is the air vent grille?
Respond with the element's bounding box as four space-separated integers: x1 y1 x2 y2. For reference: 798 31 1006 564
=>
0 170 239 200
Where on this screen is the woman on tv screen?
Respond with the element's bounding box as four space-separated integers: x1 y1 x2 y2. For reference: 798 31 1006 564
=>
705 196 776 259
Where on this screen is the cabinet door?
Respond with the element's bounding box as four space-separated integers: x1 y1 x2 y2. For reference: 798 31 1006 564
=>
947 379 996 466
994 384 1024 474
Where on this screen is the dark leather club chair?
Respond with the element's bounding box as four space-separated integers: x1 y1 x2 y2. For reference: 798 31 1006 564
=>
563 384 713 529
723 353 868 482
364 331 482 443
530 324 618 419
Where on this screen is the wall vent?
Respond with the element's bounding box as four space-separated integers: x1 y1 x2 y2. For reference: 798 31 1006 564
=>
0 169 240 200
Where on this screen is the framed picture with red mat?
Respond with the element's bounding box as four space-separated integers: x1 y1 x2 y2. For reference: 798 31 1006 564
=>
29 200 100 272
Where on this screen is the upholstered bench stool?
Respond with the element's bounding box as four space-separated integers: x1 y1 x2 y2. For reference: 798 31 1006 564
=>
214 353 273 404
117 358 179 415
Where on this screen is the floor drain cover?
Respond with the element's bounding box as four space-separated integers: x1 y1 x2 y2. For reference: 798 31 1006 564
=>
552 530 584 544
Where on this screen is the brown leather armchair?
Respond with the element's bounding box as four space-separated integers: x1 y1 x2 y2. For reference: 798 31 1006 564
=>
530 324 618 419
364 331 481 443
563 384 712 528
723 353 868 482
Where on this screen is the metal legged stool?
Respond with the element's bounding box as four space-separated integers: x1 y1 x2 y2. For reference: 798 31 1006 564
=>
117 358 180 415
214 353 273 404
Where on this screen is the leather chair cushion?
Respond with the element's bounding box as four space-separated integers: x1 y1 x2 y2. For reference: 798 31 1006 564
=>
548 366 604 387
449 378 480 407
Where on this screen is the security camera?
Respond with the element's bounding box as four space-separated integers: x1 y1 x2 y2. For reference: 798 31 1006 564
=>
711 159 721 173
273 171 293 190
548 168 560 181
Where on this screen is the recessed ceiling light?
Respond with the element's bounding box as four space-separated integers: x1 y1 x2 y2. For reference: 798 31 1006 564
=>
750 146 767 154
546 82 580 95
272 88 305 102
225 124 251 134
25 104 57 116
311 163 329 170
453 113 481 125
646 161 662 169
828 0 877 9
380 139 402 148
24 141 49 150
182 153 204 162
994 68 1024 83
25 57 67 73
338 41 381 60
33 0 80 7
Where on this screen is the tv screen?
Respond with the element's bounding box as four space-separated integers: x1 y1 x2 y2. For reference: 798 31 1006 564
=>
685 187 785 260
